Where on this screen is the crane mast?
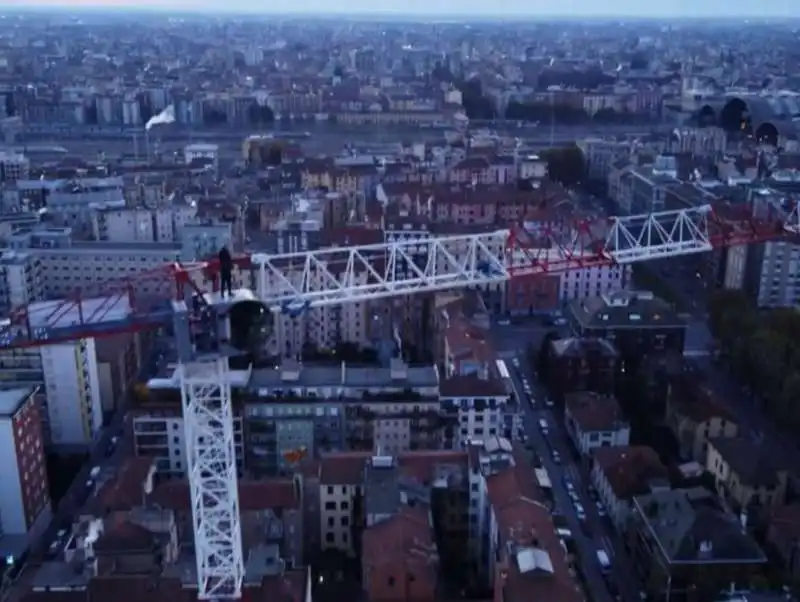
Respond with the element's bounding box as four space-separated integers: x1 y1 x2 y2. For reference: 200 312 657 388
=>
1 202 799 600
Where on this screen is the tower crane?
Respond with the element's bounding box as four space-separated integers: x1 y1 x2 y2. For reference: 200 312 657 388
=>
0 202 797 601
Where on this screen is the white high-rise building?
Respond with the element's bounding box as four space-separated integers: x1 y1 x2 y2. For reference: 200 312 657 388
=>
40 339 103 448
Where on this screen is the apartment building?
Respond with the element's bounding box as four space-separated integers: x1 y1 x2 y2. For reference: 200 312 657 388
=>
91 205 197 243
627 487 766 600
0 250 45 313
245 359 444 474
577 137 632 181
5 227 182 298
262 269 380 357
559 259 627 302
563 392 630 457
16 176 125 231
40 337 104 448
567 290 686 361
590 445 669 530
0 387 51 542
132 368 250 477
507 246 627 308
612 156 679 215
317 449 468 563
184 143 219 171
27 457 308 602
744 239 800 308
544 337 619 399
469 439 582 601
139 359 448 477
705 436 789 511
439 375 508 447
666 376 738 463
0 151 30 183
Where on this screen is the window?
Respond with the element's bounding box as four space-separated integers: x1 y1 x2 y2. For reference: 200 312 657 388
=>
340 501 349 510
341 516 349 527
325 533 334 543
324 501 336 510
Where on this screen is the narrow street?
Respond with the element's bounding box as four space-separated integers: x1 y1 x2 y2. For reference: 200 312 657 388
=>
2 411 128 602
501 343 644 602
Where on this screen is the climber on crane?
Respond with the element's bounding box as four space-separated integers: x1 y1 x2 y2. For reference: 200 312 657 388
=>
218 246 234 298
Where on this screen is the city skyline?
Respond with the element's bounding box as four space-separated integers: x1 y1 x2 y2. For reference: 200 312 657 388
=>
0 0 799 18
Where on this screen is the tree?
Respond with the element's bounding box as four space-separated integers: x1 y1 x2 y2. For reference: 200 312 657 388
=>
542 145 586 187
264 142 283 166
708 289 800 432
247 103 275 126
203 107 228 126
454 78 496 120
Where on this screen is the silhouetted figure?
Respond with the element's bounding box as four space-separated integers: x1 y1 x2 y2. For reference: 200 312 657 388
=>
218 247 233 298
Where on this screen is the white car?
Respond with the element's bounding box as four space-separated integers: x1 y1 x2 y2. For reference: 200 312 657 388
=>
574 503 586 520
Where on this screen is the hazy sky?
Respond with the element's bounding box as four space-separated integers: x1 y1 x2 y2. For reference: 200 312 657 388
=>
2 0 799 18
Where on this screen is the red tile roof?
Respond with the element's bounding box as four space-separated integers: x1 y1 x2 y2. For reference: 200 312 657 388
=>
440 374 506 398
494 498 583 602
25 568 307 602
669 377 737 424
592 446 668 500
149 479 298 512
244 570 306 602
565 392 626 433
363 506 439 602
486 448 583 602
319 450 468 486
319 452 368 486
94 519 155 552
88 457 156 513
87 575 191 602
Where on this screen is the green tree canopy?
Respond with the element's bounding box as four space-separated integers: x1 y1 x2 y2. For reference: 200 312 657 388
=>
541 145 586 187
709 290 800 431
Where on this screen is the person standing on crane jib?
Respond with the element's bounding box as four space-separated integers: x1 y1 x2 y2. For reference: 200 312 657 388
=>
218 246 233 299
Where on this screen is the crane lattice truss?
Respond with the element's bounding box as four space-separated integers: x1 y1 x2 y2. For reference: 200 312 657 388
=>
1 201 797 601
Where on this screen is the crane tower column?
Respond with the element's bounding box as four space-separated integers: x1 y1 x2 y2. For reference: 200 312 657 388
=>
174 303 244 600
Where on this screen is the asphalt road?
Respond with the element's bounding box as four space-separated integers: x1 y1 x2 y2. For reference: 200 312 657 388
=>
492 318 648 602
504 354 609 602
3 412 128 602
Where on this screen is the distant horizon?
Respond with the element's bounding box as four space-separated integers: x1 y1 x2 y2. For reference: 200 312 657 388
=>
0 1 798 20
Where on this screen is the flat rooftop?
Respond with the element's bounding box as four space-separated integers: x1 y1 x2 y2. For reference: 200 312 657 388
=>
0 387 34 416
148 362 440 392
